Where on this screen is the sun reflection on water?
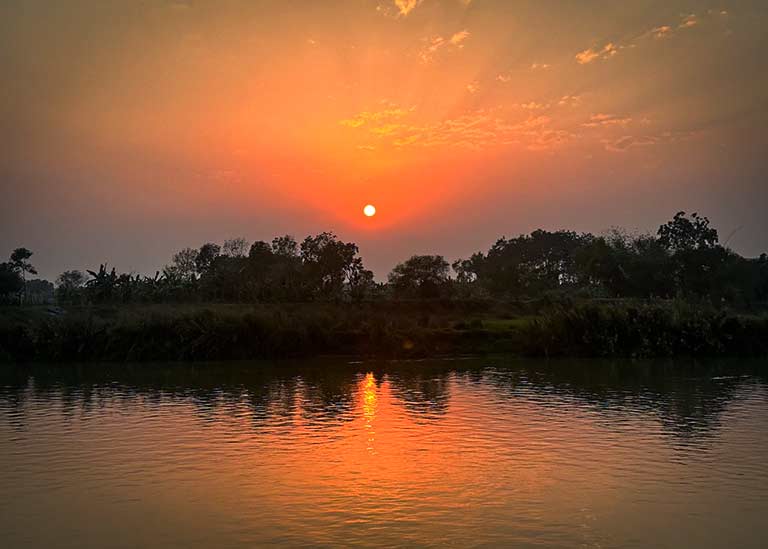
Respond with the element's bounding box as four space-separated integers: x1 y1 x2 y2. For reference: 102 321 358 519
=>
361 372 378 454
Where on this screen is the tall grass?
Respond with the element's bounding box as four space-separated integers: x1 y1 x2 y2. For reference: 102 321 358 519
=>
523 301 768 358
1 302 766 363
0 303 517 362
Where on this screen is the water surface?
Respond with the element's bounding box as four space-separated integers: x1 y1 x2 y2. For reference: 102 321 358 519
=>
1 358 767 548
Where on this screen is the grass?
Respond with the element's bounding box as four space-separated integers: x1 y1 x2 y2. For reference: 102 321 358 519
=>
0 302 531 363
2 301 766 363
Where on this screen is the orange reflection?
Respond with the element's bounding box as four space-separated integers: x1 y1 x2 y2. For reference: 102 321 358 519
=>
361 372 378 454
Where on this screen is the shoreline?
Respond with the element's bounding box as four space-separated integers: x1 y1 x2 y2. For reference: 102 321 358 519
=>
2 301 767 363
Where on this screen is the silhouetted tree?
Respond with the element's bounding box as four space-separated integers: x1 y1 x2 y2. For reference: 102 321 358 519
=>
9 248 37 303
300 232 365 300
0 262 24 304
85 264 118 303
658 211 718 252
25 210 765 307
248 241 273 260
460 230 590 297
271 235 299 258
222 238 249 258
195 243 221 276
389 255 451 299
169 248 198 281
25 279 54 304
55 270 87 304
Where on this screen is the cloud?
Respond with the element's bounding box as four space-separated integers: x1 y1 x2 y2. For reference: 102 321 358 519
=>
466 82 479 94
341 100 579 153
575 42 619 64
370 123 403 135
582 113 633 128
418 30 470 63
602 130 700 152
579 11 712 65
518 102 549 110
394 0 422 16
558 95 582 107
339 104 414 128
679 14 698 28
497 74 512 83
450 30 471 45
530 63 551 70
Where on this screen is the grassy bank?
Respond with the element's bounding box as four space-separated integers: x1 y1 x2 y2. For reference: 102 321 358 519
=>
0 303 529 363
524 302 768 358
1 301 766 363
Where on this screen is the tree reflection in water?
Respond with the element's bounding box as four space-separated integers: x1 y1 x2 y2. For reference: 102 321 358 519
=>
0 358 765 444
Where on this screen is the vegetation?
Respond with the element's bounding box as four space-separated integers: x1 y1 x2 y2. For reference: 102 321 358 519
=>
1 212 767 362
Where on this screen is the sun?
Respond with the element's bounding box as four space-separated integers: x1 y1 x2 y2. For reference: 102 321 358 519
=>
363 204 376 217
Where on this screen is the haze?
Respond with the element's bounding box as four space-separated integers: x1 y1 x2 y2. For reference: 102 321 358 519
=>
1 0 766 280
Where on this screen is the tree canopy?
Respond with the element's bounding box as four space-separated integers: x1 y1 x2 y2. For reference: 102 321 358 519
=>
3 212 766 308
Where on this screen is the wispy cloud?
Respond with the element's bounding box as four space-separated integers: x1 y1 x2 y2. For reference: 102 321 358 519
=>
450 30 470 45
341 104 573 152
575 43 619 64
419 30 470 63
603 130 699 152
651 25 672 39
339 103 414 128
582 113 632 128
577 11 720 65
679 14 698 28
530 63 551 70
517 101 549 110
558 95 582 107
394 0 422 16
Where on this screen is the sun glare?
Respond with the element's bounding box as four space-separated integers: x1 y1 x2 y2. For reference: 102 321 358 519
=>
363 204 376 217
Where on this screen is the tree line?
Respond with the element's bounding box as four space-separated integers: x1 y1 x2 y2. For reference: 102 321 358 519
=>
2 212 767 306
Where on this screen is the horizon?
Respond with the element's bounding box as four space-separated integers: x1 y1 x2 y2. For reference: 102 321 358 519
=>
1 212 763 283
2 0 767 281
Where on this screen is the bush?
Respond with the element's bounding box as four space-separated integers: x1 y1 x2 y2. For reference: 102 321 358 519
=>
523 302 768 358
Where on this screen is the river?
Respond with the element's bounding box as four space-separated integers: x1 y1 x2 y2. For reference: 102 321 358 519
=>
1 358 766 548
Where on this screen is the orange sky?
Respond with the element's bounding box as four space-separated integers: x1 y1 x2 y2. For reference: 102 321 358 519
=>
1 0 767 278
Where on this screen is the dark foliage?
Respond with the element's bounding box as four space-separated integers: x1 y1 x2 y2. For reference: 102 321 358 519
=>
2 212 767 362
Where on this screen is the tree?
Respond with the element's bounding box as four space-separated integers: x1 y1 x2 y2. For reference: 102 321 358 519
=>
388 255 451 299
271 235 299 258
460 230 590 297
9 247 37 303
658 212 718 252
85 264 119 303
195 243 221 275
170 248 198 281
25 279 54 304
222 237 249 258
300 232 366 299
348 267 377 301
0 262 24 304
55 270 87 303
574 231 674 298
248 241 273 261
657 212 724 297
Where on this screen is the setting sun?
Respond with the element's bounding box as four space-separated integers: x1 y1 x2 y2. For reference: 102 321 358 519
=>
363 204 376 217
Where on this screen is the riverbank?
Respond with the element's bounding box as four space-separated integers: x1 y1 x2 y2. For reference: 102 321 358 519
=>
1 301 767 363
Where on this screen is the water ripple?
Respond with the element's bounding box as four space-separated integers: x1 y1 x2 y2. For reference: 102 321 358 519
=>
1 358 767 548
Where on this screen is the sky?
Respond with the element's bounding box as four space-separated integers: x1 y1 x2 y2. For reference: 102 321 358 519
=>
1 0 767 280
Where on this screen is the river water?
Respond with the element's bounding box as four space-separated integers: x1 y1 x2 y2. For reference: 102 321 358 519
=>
1 358 767 548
